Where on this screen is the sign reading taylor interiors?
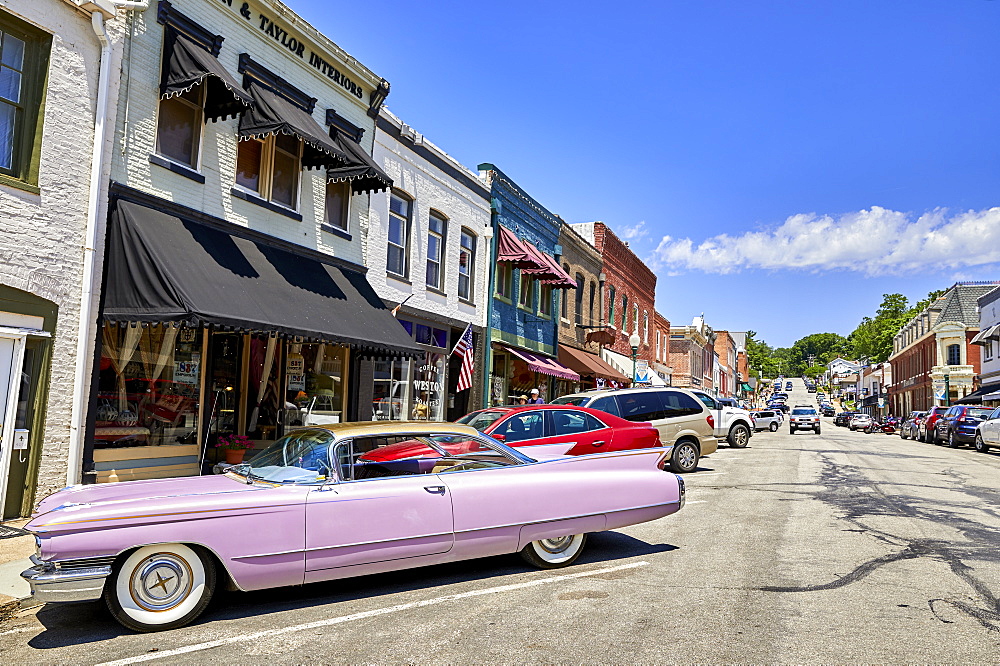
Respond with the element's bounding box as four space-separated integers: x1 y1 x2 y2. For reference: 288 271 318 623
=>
219 0 365 99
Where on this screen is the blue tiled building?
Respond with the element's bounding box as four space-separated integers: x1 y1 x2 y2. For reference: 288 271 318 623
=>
478 164 579 405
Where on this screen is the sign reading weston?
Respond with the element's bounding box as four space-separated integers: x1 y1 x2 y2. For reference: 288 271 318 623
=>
220 0 366 100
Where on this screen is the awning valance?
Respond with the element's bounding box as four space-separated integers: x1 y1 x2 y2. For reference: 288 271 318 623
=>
102 200 421 357
558 344 628 382
325 130 393 194
521 243 577 289
502 345 580 381
740 382 754 392
955 381 1000 405
239 82 351 170
496 226 545 269
160 30 252 122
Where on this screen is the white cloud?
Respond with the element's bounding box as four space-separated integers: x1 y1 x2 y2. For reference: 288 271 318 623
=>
618 220 648 243
651 206 1000 276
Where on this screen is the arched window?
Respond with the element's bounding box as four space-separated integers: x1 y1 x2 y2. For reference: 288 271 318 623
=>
387 190 412 277
621 295 628 330
457 228 476 301
633 303 639 334
589 282 596 325
574 273 585 325
643 311 649 343
426 210 447 290
947 343 961 366
608 286 616 327
561 263 571 318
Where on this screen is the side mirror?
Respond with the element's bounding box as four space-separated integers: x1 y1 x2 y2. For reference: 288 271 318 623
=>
491 433 506 442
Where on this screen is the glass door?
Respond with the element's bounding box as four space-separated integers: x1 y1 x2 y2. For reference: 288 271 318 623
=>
0 332 26 519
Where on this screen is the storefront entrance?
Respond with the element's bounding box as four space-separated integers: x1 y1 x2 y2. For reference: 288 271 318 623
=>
0 327 48 519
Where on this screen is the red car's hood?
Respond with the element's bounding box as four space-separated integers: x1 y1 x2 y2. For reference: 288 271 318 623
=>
32 474 253 517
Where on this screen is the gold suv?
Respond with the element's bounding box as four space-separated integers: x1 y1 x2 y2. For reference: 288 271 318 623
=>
551 387 717 473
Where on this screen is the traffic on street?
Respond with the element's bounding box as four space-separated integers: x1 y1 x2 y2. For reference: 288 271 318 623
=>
3 379 1000 663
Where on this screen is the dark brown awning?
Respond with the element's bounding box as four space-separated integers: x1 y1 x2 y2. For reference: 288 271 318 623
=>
239 82 351 170
102 199 420 357
326 130 392 194
160 30 252 122
521 243 576 288
558 344 628 382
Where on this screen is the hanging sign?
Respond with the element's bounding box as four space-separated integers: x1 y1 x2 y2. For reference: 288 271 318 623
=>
286 352 305 391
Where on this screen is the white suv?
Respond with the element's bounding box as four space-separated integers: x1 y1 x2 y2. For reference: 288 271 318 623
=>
688 390 755 448
789 405 821 434
551 387 717 473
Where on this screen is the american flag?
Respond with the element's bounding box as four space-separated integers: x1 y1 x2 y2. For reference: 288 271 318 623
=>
452 324 474 392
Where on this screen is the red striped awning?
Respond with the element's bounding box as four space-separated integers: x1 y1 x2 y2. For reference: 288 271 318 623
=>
496 226 544 269
504 345 580 381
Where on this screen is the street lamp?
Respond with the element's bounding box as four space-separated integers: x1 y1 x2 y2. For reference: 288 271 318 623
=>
944 373 951 407
629 332 641 385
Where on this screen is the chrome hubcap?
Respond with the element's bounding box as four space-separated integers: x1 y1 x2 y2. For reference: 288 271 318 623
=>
734 428 748 445
130 553 192 611
538 536 574 554
678 445 696 469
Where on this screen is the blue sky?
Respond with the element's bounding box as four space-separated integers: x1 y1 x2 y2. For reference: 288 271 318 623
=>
298 0 1000 348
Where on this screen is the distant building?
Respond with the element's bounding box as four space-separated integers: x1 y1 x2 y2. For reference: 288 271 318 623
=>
668 315 716 392
965 286 1000 405
714 331 737 397
888 282 999 414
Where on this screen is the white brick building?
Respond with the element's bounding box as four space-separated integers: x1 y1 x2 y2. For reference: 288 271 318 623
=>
0 0 124 517
366 108 491 420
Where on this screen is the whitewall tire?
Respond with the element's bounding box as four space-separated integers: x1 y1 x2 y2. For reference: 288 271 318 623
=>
520 533 587 569
104 543 216 632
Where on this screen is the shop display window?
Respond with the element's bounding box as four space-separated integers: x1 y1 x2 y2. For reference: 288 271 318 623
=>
285 343 347 427
372 358 410 420
95 324 202 449
412 352 445 421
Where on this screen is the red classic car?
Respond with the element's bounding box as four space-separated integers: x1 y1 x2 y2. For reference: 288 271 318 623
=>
360 405 661 463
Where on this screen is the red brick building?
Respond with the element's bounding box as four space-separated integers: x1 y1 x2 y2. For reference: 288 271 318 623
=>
652 311 672 382
668 315 716 391
572 222 658 380
714 330 737 397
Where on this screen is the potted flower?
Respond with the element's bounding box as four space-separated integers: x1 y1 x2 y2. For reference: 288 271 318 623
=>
216 434 254 464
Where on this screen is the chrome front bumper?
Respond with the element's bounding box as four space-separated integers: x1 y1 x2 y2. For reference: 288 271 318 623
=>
20 559 112 603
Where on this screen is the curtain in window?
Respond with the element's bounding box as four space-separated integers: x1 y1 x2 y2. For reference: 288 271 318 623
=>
102 325 143 412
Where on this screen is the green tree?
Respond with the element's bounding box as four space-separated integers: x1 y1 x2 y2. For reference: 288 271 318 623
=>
850 293 913 363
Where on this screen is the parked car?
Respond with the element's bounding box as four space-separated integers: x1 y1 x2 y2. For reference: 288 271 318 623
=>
932 405 995 447
918 406 949 442
751 410 782 432
849 414 873 431
899 411 926 440
834 412 858 427
974 407 1000 452
21 422 685 632
448 405 660 456
807 385 817 393
551 387 717 473
785 382 793 390
821 405 836 417
688 390 755 448
789 406 821 434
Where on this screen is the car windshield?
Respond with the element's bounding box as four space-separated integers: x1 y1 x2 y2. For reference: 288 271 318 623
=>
791 408 816 415
550 395 588 406
236 428 336 484
456 410 508 431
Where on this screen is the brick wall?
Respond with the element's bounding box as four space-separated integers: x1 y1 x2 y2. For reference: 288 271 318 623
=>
557 222 603 351
0 2 125 504
111 0 382 265
574 222 657 364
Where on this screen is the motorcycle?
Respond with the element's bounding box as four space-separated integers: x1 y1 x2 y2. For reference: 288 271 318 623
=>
864 418 897 434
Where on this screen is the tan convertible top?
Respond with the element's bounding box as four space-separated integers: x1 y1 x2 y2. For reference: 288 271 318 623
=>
303 420 481 440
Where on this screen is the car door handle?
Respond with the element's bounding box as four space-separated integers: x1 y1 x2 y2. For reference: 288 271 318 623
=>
424 485 446 495
591 440 606 447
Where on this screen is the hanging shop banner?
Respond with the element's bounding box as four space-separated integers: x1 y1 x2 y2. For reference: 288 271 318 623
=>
286 352 305 391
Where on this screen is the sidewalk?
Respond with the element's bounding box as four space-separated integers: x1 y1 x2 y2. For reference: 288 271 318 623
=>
0 519 34 622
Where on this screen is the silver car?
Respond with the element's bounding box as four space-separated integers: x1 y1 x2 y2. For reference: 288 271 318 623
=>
849 414 873 431
751 410 782 432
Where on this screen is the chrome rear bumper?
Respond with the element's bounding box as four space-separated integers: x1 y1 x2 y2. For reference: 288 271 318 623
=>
20 561 111 603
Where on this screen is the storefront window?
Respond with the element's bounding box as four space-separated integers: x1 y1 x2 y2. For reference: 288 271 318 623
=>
285 343 348 427
95 324 202 449
412 352 445 420
372 357 410 420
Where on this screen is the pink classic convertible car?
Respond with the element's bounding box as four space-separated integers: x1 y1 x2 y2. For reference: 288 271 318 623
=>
22 421 684 632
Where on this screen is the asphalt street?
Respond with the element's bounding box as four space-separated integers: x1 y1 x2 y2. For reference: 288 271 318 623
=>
3 379 1000 663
